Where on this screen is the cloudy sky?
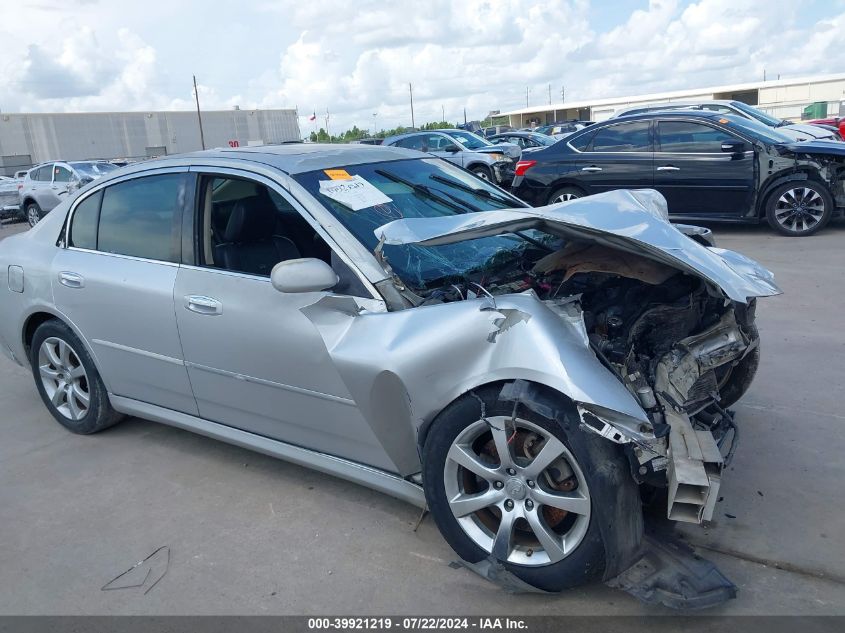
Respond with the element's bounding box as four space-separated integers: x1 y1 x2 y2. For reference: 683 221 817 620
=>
1 0 844 135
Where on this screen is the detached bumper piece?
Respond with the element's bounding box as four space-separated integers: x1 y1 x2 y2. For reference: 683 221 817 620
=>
607 530 737 610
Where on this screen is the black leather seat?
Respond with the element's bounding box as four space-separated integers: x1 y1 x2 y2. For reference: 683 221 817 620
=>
214 196 300 276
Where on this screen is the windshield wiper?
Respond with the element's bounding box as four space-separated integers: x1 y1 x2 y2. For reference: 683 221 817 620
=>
429 174 519 208
375 169 468 214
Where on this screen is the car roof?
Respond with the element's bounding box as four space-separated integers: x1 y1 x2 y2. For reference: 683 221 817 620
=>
489 131 537 138
615 100 738 114
120 143 426 176
603 110 729 123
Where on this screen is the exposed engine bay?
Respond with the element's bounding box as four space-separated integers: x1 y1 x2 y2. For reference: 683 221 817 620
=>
401 238 758 523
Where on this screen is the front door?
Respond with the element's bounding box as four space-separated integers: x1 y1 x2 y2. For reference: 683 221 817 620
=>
173 170 398 472
574 120 654 194
653 119 755 218
52 169 198 415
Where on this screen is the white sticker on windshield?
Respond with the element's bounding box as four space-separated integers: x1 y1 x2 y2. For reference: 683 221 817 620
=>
318 175 392 211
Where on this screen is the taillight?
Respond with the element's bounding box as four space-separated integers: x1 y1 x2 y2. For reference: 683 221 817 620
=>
514 160 536 177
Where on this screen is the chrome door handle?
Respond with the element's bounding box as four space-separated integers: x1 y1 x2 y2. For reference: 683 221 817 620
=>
58 271 84 288
185 295 222 315
657 165 680 171
581 166 602 172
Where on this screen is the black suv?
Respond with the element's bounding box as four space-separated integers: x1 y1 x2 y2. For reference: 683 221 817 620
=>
511 111 845 236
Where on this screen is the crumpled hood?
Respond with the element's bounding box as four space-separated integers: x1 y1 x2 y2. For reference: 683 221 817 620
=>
475 144 520 159
777 139 845 157
374 189 782 304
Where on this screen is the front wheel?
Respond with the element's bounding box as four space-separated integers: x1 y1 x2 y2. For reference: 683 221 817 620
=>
470 165 493 181
765 181 833 236
422 385 641 591
30 320 124 434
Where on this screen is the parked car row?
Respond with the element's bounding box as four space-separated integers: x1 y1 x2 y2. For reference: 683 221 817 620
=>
382 129 521 184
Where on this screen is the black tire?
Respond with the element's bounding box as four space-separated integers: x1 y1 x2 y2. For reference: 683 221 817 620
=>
422 384 641 591
470 164 493 181
30 320 124 434
548 186 585 205
764 181 833 236
26 202 44 228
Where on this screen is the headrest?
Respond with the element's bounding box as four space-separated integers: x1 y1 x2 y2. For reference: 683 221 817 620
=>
223 196 277 242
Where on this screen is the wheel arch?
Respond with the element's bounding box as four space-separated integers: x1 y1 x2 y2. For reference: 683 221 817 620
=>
546 180 587 204
20 308 110 391
416 378 578 456
756 169 831 218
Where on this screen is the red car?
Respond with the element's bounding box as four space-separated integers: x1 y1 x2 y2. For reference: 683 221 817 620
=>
807 117 845 140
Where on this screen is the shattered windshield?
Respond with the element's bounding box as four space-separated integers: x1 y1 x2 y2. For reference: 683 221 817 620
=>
293 158 559 293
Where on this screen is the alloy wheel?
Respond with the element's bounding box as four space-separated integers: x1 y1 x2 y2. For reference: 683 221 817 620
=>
773 186 826 234
27 206 40 227
554 192 580 203
37 337 90 421
443 416 590 566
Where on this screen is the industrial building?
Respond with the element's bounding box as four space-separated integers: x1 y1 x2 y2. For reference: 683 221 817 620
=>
497 73 845 127
0 108 301 175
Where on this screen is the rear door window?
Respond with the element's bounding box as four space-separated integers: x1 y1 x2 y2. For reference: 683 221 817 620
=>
587 121 652 152
97 173 185 262
657 121 738 153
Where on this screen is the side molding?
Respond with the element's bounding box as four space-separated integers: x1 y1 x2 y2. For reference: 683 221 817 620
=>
109 395 426 508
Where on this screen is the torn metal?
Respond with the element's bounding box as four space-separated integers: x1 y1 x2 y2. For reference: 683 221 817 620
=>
300 189 779 529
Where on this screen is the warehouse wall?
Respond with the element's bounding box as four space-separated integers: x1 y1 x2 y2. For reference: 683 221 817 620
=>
0 109 301 165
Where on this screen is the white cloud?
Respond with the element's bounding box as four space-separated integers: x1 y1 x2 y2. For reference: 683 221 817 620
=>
1 0 843 134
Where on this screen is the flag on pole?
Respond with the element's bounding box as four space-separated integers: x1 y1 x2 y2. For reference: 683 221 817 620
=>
308 112 316 121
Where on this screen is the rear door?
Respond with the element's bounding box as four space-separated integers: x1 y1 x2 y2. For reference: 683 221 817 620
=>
52 168 198 415
574 120 654 194
653 119 755 218
47 164 75 211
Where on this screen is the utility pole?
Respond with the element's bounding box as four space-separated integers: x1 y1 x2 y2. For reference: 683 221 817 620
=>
409 83 416 129
548 84 552 105
441 104 445 123
325 108 330 143
561 86 565 103
192 74 206 150
463 107 467 124
372 112 378 136
526 86 530 108
763 69 767 81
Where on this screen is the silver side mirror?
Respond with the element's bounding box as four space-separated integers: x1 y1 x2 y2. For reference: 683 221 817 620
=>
270 258 338 293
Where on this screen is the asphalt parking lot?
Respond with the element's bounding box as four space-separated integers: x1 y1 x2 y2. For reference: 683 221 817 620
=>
1 218 844 615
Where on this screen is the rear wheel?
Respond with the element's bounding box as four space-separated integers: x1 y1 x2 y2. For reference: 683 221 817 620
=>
30 320 123 434
765 181 833 236
26 202 43 228
422 385 639 591
548 186 584 205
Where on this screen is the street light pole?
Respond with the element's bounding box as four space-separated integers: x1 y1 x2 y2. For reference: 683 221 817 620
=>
193 74 206 150
409 83 415 129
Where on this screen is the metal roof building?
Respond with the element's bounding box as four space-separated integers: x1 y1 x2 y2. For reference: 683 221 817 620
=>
498 73 845 127
0 108 301 173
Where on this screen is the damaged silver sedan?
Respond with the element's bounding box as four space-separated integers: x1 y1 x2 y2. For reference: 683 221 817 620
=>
0 145 780 592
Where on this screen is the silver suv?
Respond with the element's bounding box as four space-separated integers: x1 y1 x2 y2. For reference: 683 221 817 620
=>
383 130 520 185
20 161 119 227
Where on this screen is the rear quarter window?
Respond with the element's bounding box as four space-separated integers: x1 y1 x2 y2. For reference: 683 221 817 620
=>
97 173 185 262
